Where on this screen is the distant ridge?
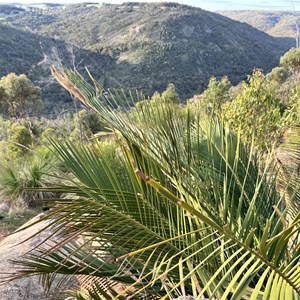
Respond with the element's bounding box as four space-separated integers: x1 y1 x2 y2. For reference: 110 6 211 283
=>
1 2 64 6
219 10 300 39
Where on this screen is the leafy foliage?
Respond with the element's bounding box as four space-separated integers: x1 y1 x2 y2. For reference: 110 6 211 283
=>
130 85 183 128
280 48 300 70
0 73 44 118
222 68 286 149
266 48 300 111
161 83 181 104
282 86 300 127
8 123 32 156
267 66 290 84
75 109 107 135
200 76 231 114
0 154 58 206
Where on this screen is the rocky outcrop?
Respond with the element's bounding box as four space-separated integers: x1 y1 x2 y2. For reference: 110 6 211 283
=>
0 214 79 300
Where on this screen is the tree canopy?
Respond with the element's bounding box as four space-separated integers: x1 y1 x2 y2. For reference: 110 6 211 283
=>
222 69 283 149
0 73 44 118
201 76 231 114
280 47 300 70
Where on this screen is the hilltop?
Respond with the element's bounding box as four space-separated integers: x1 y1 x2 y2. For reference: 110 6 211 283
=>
0 2 294 112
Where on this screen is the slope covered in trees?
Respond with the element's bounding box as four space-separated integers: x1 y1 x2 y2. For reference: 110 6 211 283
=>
0 23 115 112
219 10 300 39
0 2 294 113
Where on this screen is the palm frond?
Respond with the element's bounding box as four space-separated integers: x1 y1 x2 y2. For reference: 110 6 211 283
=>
7 66 300 299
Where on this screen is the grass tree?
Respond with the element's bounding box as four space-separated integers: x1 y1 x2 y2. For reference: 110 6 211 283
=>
7 66 300 299
0 152 59 207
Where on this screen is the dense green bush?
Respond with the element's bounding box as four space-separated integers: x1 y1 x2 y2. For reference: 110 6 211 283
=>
8 123 32 156
0 155 57 206
267 66 289 84
75 109 107 135
280 47 300 70
200 76 231 114
0 73 44 118
222 69 284 149
130 84 183 129
40 127 58 143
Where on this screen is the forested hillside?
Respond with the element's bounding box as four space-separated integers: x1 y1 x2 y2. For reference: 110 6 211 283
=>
0 23 116 111
219 10 300 39
0 2 294 112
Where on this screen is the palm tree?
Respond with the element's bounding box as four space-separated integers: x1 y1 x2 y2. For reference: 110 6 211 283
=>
9 66 300 299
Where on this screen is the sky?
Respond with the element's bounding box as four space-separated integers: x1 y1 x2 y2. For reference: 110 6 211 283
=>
1 0 300 11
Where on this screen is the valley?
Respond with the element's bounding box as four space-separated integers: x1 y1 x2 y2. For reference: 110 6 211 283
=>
0 2 293 112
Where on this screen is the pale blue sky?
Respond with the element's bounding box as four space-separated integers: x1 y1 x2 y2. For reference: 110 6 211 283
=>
0 0 300 11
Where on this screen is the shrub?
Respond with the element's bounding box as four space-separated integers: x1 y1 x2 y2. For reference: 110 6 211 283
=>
280 48 300 70
201 76 231 114
267 66 289 84
0 156 58 206
222 69 284 149
41 127 58 144
76 109 107 134
8 123 32 157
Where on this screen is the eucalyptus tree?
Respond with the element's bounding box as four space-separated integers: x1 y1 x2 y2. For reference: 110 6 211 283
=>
0 73 44 118
201 76 231 115
222 69 284 150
